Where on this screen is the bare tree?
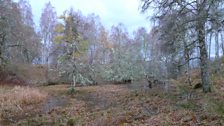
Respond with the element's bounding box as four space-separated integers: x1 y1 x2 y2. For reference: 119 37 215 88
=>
141 0 224 92
0 0 40 67
18 0 34 26
40 1 57 65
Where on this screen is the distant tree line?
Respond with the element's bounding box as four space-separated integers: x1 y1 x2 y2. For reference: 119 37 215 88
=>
1 0 224 93
0 0 41 70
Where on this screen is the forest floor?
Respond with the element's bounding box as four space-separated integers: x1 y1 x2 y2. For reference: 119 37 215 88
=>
0 80 224 126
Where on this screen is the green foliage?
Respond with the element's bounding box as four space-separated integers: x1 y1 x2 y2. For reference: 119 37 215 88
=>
177 101 200 111
54 23 65 44
79 40 89 55
54 35 64 44
68 86 75 94
67 117 83 126
209 101 224 117
99 43 144 82
76 72 93 85
56 9 95 86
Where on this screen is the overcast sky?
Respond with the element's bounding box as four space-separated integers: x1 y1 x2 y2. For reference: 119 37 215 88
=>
28 0 151 33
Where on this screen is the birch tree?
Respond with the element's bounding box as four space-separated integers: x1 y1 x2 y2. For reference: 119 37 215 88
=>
40 1 57 65
141 0 224 92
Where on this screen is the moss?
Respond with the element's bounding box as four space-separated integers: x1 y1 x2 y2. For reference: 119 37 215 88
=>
177 101 200 111
67 117 83 126
67 87 75 94
211 101 224 117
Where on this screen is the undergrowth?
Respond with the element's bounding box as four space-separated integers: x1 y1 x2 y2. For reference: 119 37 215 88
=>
0 86 47 120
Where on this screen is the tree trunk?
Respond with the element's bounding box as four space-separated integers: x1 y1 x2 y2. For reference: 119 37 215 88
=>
0 33 6 70
221 32 224 56
208 32 212 60
73 75 76 87
183 40 192 85
215 31 219 59
198 22 211 93
71 62 77 92
186 61 192 85
71 74 76 92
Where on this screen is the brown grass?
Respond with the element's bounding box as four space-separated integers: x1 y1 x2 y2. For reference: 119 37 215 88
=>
0 86 47 119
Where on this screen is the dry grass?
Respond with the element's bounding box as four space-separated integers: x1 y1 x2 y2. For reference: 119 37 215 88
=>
0 86 47 120
3 83 223 125
11 86 47 105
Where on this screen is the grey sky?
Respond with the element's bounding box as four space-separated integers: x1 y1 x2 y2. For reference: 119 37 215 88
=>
27 0 221 57
28 0 151 33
